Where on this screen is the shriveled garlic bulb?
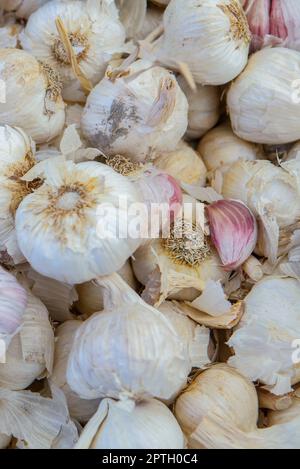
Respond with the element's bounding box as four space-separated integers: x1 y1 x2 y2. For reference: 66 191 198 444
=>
116 0 147 39
228 277 300 395
228 47 300 144
0 49 65 144
177 76 221 139
52 320 101 423
154 141 207 187
2 0 48 18
15 157 142 284
76 398 185 449
81 61 188 162
150 0 250 85
198 123 258 176
0 290 54 390
20 0 126 90
132 195 228 305
0 433 11 449
67 273 190 401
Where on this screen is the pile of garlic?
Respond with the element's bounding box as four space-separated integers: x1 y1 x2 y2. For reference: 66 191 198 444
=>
0 0 300 451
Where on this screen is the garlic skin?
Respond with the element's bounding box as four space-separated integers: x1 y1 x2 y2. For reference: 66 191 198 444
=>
67 274 190 401
155 141 207 187
52 320 101 423
136 5 163 41
81 62 188 162
198 123 258 176
152 0 250 86
15 157 142 284
0 433 11 449
228 277 300 395
2 0 48 18
20 0 126 88
228 47 300 144
116 0 147 39
76 398 185 449
0 49 65 144
177 76 221 139
0 16 23 48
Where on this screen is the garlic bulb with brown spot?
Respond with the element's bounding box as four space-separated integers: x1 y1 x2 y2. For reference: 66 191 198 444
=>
0 49 65 144
81 61 188 162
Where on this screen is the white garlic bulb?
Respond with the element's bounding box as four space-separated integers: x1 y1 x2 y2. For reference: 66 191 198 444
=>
228 277 300 395
0 49 65 144
20 0 126 90
52 320 101 423
116 0 147 39
0 16 23 48
177 76 221 139
0 290 54 390
76 398 185 449
67 273 190 401
15 157 142 284
2 0 48 18
136 5 163 41
198 123 258 176
81 61 188 162
155 140 207 187
151 0 250 85
228 47 300 144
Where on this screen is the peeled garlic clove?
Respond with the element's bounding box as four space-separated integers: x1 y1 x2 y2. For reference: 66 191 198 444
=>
2 0 48 18
198 122 258 177
76 397 184 449
81 62 188 162
0 49 65 144
228 277 300 395
177 76 221 139
206 199 258 271
228 47 300 144
154 140 207 187
151 0 250 86
67 273 190 401
15 157 142 284
20 0 126 88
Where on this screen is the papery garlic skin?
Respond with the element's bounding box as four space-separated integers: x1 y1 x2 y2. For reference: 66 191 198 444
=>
2 0 48 18
0 49 65 144
155 141 207 187
136 5 163 41
177 76 221 139
228 277 300 395
67 274 190 401
228 47 300 144
152 0 250 86
81 63 188 162
15 157 142 284
76 398 185 449
20 0 126 87
116 0 147 39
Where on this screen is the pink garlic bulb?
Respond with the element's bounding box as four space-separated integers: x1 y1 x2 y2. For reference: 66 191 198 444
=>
206 199 258 271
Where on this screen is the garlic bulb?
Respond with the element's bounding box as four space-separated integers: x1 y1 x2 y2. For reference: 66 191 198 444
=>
151 0 250 86
2 0 48 18
198 123 258 176
76 398 185 449
177 76 221 139
136 5 163 41
0 290 54 390
81 61 188 162
132 195 228 305
228 276 300 395
287 140 300 161
0 49 65 144
228 47 300 144
158 301 210 368
116 0 147 39
155 141 207 187
67 273 190 401
52 320 101 423
0 433 11 449
15 157 142 284
0 16 23 48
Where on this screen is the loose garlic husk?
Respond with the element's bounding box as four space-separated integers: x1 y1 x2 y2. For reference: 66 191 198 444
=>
52 320 101 423
149 0 250 86
76 398 185 449
228 47 300 144
228 276 300 395
67 273 190 401
2 0 48 18
20 0 126 90
154 141 207 187
0 49 65 144
0 290 54 391
15 157 142 284
116 0 147 39
198 123 258 177
132 195 228 306
81 61 188 162
177 76 221 140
